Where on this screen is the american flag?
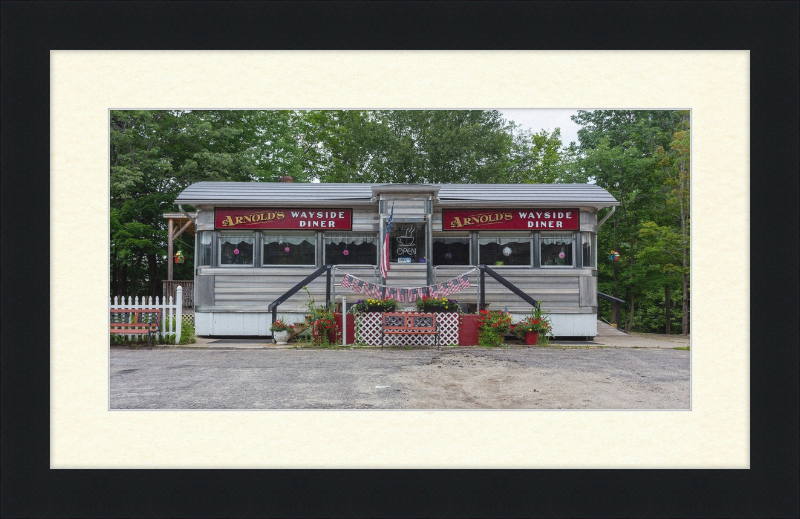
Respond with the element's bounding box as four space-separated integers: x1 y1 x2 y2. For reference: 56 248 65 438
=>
354 278 365 294
380 202 394 280
438 282 451 297
341 274 353 290
458 274 471 290
448 279 460 294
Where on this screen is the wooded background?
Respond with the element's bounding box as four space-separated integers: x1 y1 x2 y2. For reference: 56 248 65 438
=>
110 109 690 334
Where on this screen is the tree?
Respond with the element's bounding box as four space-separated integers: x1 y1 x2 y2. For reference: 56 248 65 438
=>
507 128 568 183
110 110 314 297
653 110 690 334
311 110 515 184
637 221 687 333
574 110 685 332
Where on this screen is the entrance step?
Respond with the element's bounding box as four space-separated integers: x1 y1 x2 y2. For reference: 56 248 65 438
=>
596 320 628 336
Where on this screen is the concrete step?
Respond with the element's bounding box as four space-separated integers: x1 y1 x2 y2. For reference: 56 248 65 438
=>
596 320 628 336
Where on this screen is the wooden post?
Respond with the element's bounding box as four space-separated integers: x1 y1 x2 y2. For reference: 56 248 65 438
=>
175 286 183 344
167 218 174 281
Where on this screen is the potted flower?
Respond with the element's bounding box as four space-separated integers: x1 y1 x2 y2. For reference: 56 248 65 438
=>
415 296 460 313
512 306 553 346
351 298 400 313
270 318 294 345
477 310 513 348
311 309 338 346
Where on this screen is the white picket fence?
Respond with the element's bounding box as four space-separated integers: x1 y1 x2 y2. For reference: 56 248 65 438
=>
110 286 183 344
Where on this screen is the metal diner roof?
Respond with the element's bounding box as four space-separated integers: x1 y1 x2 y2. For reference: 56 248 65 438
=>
176 182 619 208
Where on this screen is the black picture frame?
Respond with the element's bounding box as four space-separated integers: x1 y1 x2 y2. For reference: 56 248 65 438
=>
2 1 797 517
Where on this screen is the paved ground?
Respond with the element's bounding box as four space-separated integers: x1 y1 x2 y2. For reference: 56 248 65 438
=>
111 332 690 409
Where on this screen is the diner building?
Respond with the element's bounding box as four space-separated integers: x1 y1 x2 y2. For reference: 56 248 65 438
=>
174 181 619 339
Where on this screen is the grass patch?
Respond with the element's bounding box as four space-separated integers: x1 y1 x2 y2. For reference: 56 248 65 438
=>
674 346 690 351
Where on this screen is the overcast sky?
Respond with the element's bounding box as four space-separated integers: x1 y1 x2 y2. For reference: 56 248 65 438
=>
499 109 582 148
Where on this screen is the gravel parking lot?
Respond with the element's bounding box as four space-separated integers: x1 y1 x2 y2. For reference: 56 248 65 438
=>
110 347 690 410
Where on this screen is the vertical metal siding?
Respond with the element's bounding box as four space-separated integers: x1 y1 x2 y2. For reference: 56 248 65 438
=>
579 275 598 306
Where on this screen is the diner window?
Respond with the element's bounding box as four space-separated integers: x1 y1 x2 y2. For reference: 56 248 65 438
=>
324 233 377 265
479 233 531 266
581 232 596 268
540 232 574 267
219 232 254 266
263 232 316 266
197 231 213 266
432 235 471 266
390 223 426 263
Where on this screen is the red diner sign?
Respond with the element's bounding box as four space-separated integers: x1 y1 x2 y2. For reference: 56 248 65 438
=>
215 208 352 230
442 208 579 231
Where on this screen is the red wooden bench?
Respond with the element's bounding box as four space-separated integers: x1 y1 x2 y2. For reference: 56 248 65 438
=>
110 309 162 346
380 312 440 350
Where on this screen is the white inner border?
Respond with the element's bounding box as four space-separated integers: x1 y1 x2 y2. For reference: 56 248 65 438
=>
51 50 749 469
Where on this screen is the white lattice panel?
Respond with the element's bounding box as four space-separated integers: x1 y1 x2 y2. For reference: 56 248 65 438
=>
354 312 460 346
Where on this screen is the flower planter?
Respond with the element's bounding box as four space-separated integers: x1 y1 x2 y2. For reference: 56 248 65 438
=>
459 314 481 346
273 330 290 345
335 313 355 345
363 306 386 313
312 327 337 345
524 331 539 346
419 307 459 313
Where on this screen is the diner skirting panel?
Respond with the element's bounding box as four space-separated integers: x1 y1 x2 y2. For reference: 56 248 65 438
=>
354 312 460 346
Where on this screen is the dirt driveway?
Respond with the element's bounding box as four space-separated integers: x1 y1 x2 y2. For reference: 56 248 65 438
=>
110 346 690 410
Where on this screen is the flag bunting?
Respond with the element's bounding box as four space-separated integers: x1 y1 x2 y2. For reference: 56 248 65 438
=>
339 269 475 298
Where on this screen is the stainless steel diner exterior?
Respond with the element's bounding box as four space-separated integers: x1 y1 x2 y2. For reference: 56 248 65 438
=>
175 182 619 339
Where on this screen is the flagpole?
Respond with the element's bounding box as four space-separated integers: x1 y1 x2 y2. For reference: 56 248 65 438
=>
378 206 385 285
380 201 394 286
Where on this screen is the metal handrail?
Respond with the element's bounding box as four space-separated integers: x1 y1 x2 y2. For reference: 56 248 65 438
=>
598 291 626 332
597 291 625 304
268 264 333 334
478 265 539 311
332 265 378 306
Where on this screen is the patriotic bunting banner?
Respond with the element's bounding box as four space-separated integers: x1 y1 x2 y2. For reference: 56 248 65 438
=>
339 269 477 300
448 279 459 294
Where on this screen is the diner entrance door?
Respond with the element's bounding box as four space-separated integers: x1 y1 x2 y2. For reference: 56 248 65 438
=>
390 222 426 264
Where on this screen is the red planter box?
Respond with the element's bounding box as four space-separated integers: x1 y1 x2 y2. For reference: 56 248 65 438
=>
524 331 540 345
459 314 481 346
334 313 356 345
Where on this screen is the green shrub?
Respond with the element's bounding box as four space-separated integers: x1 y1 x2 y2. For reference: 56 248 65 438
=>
162 315 196 344
477 310 513 347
